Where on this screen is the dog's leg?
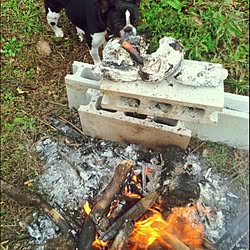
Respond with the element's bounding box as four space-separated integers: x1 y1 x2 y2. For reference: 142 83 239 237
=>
89 31 107 64
46 7 64 37
76 27 85 42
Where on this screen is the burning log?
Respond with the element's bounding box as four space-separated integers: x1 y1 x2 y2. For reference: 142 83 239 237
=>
1 180 73 234
77 160 133 250
90 160 133 227
100 191 160 242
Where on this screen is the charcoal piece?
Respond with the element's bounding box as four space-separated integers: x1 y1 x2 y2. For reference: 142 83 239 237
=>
77 215 95 250
160 145 186 184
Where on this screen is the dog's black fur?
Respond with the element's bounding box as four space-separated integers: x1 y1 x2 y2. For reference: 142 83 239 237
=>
44 0 140 63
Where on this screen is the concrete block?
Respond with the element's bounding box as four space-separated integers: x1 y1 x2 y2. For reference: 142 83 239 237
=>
65 62 101 109
224 92 249 113
100 60 225 124
184 93 249 149
185 108 249 150
101 93 218 124
78 90 191 151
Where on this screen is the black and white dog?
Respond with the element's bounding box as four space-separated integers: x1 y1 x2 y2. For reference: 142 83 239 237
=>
44 0 140 64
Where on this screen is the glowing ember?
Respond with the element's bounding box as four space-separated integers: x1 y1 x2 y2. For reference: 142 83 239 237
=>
124 185 141 199
129 205 204 249
92 235 108 249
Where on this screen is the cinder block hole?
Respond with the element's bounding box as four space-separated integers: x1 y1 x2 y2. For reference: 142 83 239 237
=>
154 117 178 127
181 106 205 118
81 92 92 105
124 112 147 120
119 97 140 108
96 96 117 113
151 102 173 113
80 68 102 81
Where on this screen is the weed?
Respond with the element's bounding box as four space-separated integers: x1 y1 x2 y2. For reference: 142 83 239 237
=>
1 0 43 35
138 0 249 95
1 37 24 57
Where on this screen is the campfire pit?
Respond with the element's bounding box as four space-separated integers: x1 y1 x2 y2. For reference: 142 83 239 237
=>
3 118 246 250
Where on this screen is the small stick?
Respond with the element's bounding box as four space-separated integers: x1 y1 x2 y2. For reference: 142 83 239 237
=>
58 116 86 137
119 39 144 65
160 233 190 250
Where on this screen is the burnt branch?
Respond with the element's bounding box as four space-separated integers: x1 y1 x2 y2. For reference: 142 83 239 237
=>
100 191 160 242
1 179 73 235
91 160 133 225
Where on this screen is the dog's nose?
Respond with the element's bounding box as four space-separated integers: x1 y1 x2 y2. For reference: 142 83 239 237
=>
124 26 133 33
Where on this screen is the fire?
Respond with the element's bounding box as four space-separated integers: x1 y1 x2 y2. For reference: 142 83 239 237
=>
83 201 91 215
92 236 109 249
124 185 141 199
129 205 204 250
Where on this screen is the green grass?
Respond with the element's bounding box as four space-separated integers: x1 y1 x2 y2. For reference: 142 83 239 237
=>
1 0 43 35
138 0 249 95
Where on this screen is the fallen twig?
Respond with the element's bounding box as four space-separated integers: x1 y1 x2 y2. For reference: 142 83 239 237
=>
1 180 74 235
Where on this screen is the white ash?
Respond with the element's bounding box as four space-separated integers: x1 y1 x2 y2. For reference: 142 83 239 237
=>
173 60 228 87
27 214 59 245
96 36 184 82
185 155 247 244
94 35 227 87
29 137 248 248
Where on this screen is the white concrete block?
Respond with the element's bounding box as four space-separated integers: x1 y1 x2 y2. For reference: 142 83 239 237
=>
185 108 249 150
65 62 101 109
100 60 225 124
101 93 218 124
78 90 191 150
224 92 249 113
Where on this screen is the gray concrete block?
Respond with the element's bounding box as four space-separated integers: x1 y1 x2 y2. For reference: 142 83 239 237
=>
224 92 249 113
101 93 219 124
185 108 249 150
65 62 101 109
78 90 191 151
100 60 225 124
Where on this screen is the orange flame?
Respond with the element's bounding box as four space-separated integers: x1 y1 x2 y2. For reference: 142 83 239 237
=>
92 235 109 249
129 205 204 249
124 185 141 199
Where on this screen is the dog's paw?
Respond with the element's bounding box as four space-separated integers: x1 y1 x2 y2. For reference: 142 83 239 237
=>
55 28 64 38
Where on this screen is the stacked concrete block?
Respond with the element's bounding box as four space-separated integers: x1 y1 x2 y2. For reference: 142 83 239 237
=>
66 61 249 150
184 93 249 150
100 60 226 124
78 89 191 151
65 61 101 109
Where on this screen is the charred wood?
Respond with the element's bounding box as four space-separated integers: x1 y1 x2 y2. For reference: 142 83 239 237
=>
100 191 160 242
110 219 134 250
1 179 73 235
77 215 96 250
90 160 133 228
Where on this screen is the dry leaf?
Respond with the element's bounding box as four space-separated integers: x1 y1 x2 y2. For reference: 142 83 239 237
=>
16 87 27 94
36 39 52 57
192 16 203 26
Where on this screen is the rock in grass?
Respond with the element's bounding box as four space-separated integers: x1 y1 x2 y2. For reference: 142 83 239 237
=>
36 39 51 57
